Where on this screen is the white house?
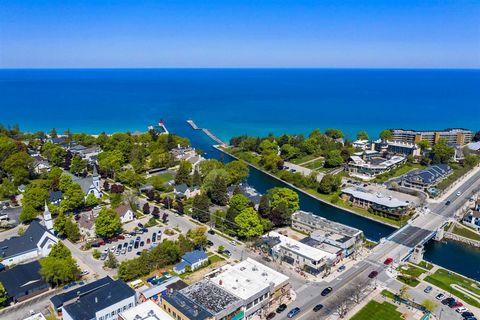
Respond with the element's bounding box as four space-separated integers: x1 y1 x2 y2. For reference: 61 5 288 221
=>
71 166 102 199
173 250 208 274
174 184 201 199
0 212 58 266
115 204 135 224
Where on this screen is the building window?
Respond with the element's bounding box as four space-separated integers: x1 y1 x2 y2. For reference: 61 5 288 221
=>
111 311 115 316
117 308 121 314
129 303 133 308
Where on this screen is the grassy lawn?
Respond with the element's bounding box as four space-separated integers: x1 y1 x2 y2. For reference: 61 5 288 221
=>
415 261 434 270
398 264 427 278
147 172 174 188
425 269 480 308
290 154 319 165
208 254 225 263
451 224 480 241
381 289 396 300
302 158 324 169
351 301 403 320
397 275 420 287
437 163 474 191
230 150 261 165
374 163 426 183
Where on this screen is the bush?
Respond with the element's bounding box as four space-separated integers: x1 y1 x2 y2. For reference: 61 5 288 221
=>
92 249 101 259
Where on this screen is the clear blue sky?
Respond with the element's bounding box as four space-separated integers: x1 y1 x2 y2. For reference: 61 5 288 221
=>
1 0 479 68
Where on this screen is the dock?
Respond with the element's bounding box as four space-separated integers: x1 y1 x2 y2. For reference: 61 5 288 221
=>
186 119 228 147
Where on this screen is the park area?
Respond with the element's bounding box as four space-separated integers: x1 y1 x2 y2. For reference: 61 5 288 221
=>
425 268 480 308
351 301 403 320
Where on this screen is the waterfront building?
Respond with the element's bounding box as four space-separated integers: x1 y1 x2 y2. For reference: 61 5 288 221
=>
291 210 364 257
173 250 208 274
0 220 58 266
390 128 473 146
61 279 136 320
401 164 452 190
346 151 406 178
341 187 410 217
162 279 243 320
170 145 204 171
210 258 291 319
0 261 49 304
373 140 421 157
227 183 262 209
462 210 480 231
263 231 337 276
119 300 175 320
352 139 370 150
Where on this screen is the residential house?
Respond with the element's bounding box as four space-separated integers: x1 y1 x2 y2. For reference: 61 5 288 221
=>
227 183 262 209
463 202 480 231
114 204 135 224
61 279 136 320
0 218 58 266
0 261 50 303
401 164 453 190
119 300 175 320
173 250 208 274
48 190 63 206
174 184 201 199
32 156 51 174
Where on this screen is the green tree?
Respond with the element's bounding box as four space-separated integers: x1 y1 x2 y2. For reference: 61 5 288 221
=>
116 169 145 188
356 131 369 140
98 150 124 178
225 160 249 184
54 211 68 236
59 174 73 192
192 193 210 223
280 144 300 160
464 154 479 167
379 129 393 141
417 140 430 151
421 299 437 312
226 193 250 225
270 201 291 226
302 138 319 154
187 226 208 248
60 183 85 212
175 161 192 185
325 128 344 139
22 185 49 210
431 139 454 164
40 242 79 286
64 218 80 242
3 151 32 185
177 234 194 255
202 169 229 193
85 193 99 207
104 252 118 269
318 174 341 194
19 205 39 222
258 139 278 155
268 187 300 214
208 172 228 206
258 194 271 218
234 207 264 238
95 208 122 238
0 179 17 199
192 169 201 186
199 159 224 179
0 282 7 307
325 149 344 167
42 143 66 166
70 155 87 175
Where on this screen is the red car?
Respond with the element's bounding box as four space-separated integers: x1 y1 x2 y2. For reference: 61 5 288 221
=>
117 234 125 240
384 258 393 265
451 301 463 308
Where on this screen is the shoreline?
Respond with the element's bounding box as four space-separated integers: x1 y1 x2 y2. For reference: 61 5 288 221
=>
213 145 400 230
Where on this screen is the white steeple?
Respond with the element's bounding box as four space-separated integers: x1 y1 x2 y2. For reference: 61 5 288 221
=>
92 165 100 190
44 201 54 232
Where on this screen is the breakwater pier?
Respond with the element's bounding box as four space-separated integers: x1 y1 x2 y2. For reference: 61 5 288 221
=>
187 119 227 147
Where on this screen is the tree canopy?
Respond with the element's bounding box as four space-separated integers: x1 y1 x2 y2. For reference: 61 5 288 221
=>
95 208 122 238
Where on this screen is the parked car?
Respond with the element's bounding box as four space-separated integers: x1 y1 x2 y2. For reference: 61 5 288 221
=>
337 265 346 272
140 241 145 247
313 304 323 312
80 270 89 276
208 229 215 235
152 233 157 242
138 223 144 228
462 311 474 318
262 256 272 262
368 271 378 278
276 304 287 313
436 293 445 300
134 241 139 249
442 297 455 305
147 238 151 244
445 200 451 205
207 240 214 247
424 286 433 293
117 244 122 251
223 250 232 257
384 258 393 265
287 307 300 318
321 287 333 296
117 234 125 240
266 312 276 320
100 253 107 260
128 245 133 252
230 240 236 246
456 306 468 313
451 301 463 308
121 248 126 255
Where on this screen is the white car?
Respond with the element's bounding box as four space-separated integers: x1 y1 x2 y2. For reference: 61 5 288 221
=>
80 270 89 276
435 293 445 300
456 191 461 196
456 306 468 313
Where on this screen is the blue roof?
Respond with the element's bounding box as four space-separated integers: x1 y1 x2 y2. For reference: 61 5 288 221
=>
173 261 189 272
50 276 114 309
0 261 49 299
182 250 208 265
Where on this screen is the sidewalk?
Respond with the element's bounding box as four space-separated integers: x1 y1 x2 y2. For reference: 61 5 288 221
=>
430 165 480 203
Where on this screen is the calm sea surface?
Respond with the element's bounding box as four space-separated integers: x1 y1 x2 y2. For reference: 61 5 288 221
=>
1 68 479 279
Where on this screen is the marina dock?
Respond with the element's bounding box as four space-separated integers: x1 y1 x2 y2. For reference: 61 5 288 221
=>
186 119 228 147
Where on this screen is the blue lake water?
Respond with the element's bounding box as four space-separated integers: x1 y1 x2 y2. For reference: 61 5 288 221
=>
1 68 479 280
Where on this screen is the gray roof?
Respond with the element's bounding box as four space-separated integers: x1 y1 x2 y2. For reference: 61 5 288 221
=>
72 176 94 195
63 280 135 320
0 220 54 259
342 187 409 208
49 190 63 203
140 276 185 299
163 291 213 320
50 276 114 310
0 260 48 299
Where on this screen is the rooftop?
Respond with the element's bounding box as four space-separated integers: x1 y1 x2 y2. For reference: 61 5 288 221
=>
403 164 452 185
63 280 135 320
180 279 241 315
140 277 187 300
266 231 336 262
292 211 362 238
342 187 409 208
211 258 289 300
0 261 47 298
119 300 174 320
163 291 213 320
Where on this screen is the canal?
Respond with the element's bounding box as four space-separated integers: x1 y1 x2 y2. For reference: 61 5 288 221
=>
171 120 480 281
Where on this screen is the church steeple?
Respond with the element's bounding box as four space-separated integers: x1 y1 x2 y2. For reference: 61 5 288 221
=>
44 201 54 232
92 165 100 190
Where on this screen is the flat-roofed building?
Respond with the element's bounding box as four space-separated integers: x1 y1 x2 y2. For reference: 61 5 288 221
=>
264 231 336 276
291 211 364 257
211 258 290 319
373 140 421 157
346 152 406 178
341 187 410 217
119 300 175 320
391 128 473 146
